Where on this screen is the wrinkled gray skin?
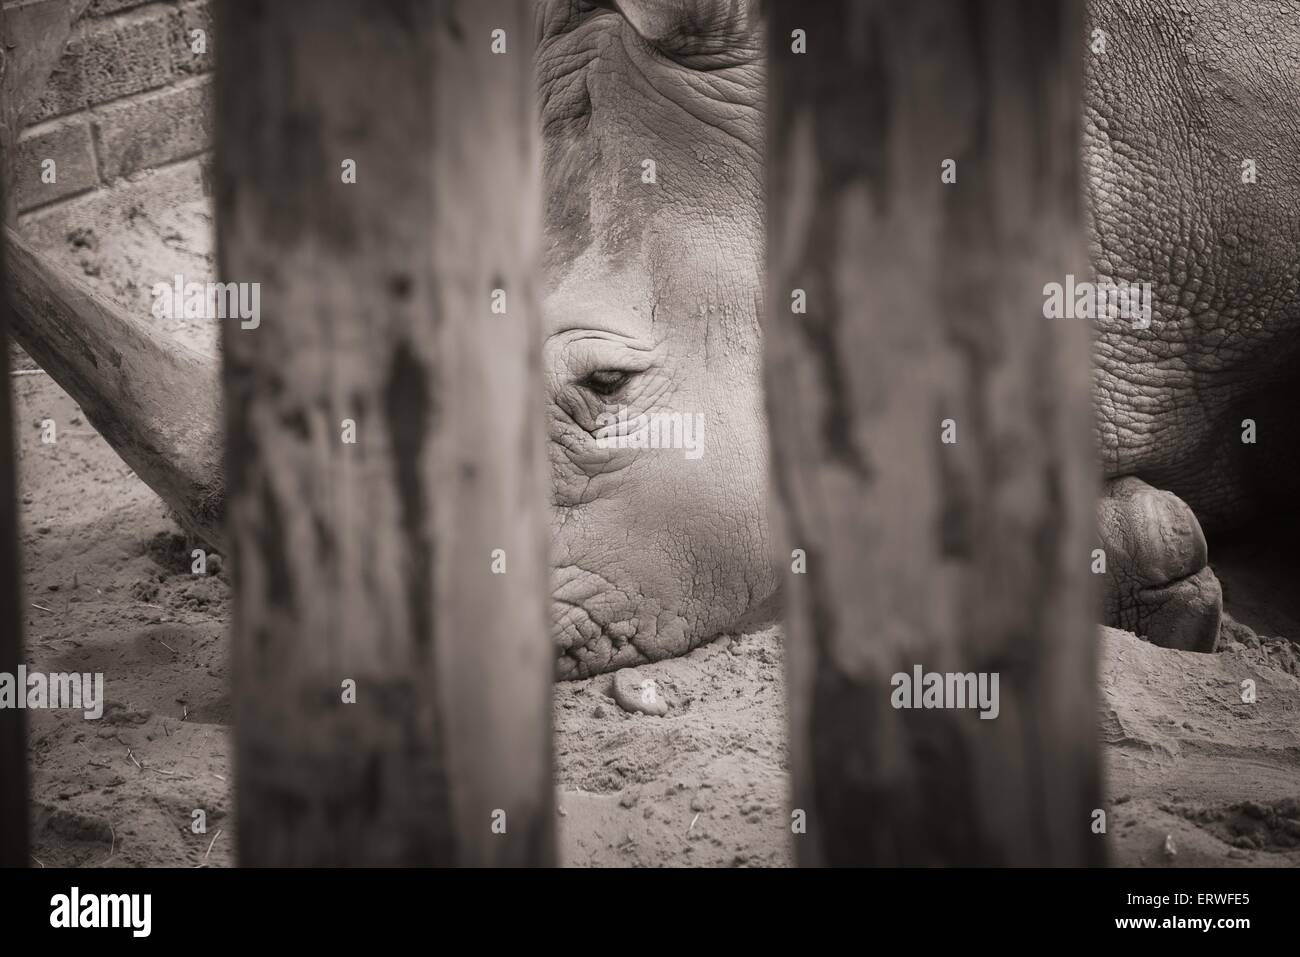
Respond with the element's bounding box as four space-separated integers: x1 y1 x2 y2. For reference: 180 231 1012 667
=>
1088 0 1300 651
538 0 1298 676
537 1 775 678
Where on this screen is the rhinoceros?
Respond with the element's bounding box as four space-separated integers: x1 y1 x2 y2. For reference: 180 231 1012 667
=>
6 0 1293 675
1087 0 1300 653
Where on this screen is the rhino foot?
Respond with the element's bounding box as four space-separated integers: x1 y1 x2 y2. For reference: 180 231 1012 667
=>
1098 476 1222 653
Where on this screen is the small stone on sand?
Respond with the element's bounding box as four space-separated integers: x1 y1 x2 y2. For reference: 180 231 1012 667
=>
612 668 670 717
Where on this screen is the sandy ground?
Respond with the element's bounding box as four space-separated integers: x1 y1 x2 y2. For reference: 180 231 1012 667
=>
10 167 1300 867
13 369 790 866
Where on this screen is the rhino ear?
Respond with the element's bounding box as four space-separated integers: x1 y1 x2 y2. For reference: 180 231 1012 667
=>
595 0 760 56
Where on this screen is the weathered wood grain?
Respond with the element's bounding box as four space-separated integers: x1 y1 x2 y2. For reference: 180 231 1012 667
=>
766 0 1102 865
218 0 552 865
0 186 28 867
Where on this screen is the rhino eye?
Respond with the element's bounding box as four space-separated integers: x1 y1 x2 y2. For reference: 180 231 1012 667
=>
580 369 632 397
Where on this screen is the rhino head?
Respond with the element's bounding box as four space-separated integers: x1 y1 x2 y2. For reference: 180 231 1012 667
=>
536 0 777 678
4 0 778 681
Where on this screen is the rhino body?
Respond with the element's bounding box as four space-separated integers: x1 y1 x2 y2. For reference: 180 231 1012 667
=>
540 0 1299 669
7 0 1296 672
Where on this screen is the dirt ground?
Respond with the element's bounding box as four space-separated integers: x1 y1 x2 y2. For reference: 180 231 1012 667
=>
14 360 790 866
10 168 1300 868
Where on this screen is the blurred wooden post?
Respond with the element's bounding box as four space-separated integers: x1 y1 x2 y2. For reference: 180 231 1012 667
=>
0 0 89 869
0 184 29 867
218 0 553 865
766 0 1102 865
0 1 89 222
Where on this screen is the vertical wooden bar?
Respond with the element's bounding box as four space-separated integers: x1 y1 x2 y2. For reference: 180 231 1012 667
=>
0 1 89 222
0 0 89 869
0 183 29 868
766 0 1101 864
218 0 552 865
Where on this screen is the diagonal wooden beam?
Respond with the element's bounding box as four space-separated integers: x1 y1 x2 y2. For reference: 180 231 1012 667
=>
3 225 226 548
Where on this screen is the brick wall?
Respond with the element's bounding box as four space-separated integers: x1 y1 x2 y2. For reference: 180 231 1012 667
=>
10 0 212 213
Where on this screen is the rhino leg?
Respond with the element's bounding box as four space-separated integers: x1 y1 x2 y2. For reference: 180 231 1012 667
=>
1097 476 1222 652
